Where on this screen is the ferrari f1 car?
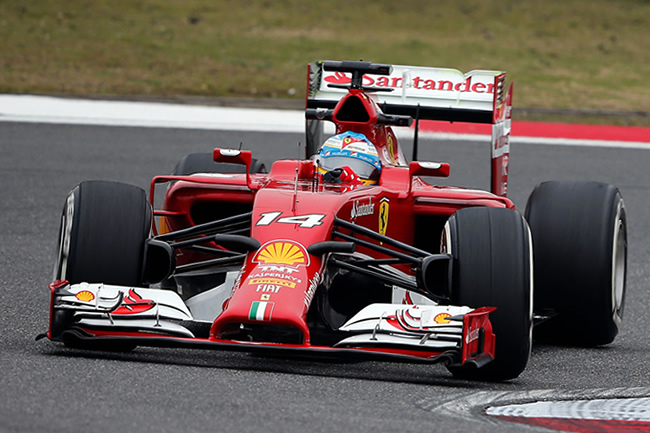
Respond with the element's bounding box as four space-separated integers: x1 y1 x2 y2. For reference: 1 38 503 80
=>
40 60 627 381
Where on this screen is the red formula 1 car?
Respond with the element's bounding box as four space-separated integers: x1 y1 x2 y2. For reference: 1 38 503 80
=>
41 61 627 381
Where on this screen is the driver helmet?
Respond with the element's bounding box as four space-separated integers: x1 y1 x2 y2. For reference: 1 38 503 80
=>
317 132 381 185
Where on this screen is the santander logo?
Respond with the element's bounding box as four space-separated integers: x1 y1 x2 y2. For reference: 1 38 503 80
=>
324 72 351 85
324 72 496 94
113 289 155 315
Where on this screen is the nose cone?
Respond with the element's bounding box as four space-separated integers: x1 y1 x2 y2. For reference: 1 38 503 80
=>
210 240 323 345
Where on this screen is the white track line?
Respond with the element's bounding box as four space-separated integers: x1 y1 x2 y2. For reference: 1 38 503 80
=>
0 95 303 133
1 95 648 149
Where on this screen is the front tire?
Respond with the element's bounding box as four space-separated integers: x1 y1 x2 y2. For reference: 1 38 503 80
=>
54 181 152 285
525 181 627 346
53 180 152 351
444 207 533 381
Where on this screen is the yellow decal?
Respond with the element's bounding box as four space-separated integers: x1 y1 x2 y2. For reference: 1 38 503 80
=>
158 217 172 235
434 313 451 324
75 290 95 302
249 278 296 288
378 200 389 236
253 241 309 267
386 133 398 164
261 294 271 301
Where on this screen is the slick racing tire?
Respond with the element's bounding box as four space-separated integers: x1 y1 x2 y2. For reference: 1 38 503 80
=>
54 180 152 285
444 207 533 382
172 152 266 175
525 181 627 347
53 181 152 352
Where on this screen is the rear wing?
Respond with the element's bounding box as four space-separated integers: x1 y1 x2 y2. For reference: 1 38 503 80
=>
305 60 513 197
308 61 503 123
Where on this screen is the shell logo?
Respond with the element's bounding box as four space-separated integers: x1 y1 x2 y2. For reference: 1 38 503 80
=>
75 290 95 302
253 240 309 267
434 313 451 324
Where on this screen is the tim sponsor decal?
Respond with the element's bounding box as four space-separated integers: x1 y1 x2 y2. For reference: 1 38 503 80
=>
257 265 300 275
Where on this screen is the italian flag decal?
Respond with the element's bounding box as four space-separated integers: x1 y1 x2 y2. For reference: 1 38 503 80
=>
249 301 274 321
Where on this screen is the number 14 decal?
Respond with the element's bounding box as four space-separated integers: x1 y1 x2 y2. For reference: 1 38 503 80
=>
256 212 325 228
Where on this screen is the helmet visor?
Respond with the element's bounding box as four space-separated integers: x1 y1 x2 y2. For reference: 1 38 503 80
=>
320 156 380 180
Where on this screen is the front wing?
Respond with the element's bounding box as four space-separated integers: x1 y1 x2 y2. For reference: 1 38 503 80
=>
42 281 495 368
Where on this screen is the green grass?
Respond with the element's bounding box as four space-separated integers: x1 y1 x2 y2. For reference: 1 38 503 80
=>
1 0 649 125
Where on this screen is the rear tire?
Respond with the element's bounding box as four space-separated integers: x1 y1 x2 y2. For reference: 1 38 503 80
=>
444 207 532 381
525 181 626 346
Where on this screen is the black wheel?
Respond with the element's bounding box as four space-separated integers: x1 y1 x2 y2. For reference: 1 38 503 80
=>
54 180 152 285
53 181 152 352
444 207 532 381
172 152 266 175
525 181 626 346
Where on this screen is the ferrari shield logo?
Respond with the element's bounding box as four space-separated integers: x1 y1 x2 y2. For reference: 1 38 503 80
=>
378 199 389 236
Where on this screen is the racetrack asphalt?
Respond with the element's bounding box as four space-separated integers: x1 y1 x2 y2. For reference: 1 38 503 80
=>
1 103 649 432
